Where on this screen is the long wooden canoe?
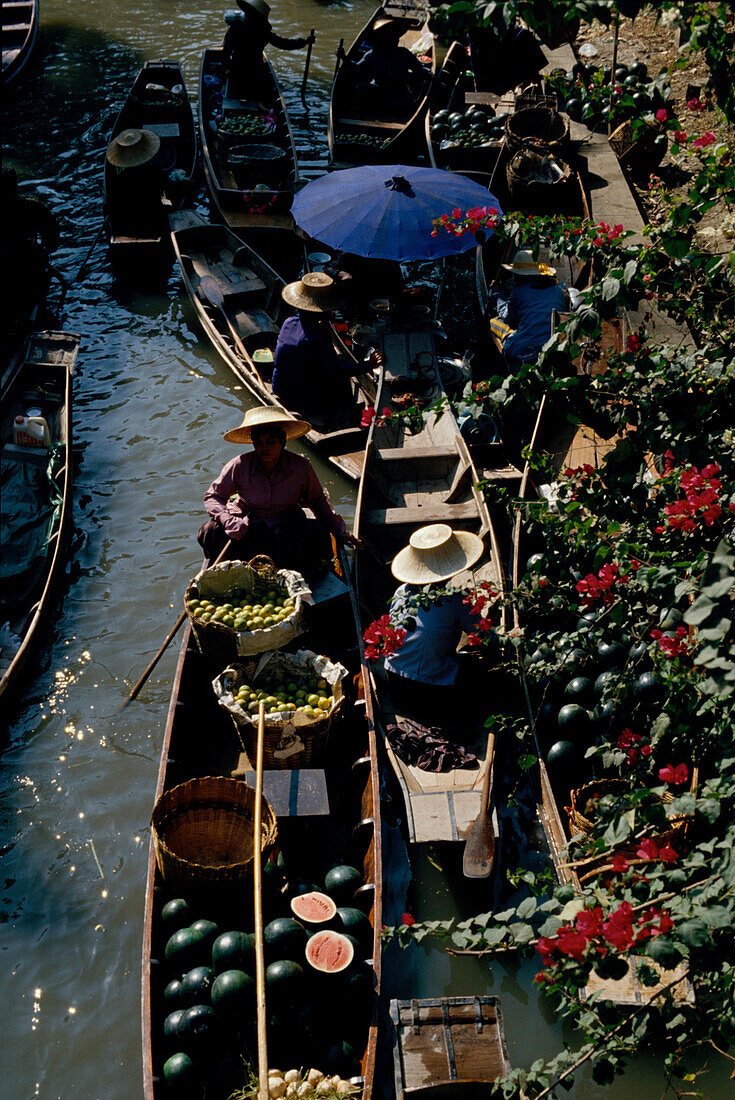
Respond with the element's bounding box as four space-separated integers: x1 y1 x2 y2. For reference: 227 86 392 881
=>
328 3 437 168
199 47 302 278
142 559 382 1098
353 330 513 844
2 0 38 86
103 59 197 259
0 330 79 707
169 209 374 482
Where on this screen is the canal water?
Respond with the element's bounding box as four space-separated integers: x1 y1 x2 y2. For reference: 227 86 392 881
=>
2 2 730 1097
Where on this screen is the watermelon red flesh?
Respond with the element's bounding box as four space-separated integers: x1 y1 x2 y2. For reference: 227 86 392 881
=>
290 891 337 925
305 930 354 974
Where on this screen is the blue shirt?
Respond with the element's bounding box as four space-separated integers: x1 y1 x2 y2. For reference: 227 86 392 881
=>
384 585 477 687
491 280 568 365
272 314 358 416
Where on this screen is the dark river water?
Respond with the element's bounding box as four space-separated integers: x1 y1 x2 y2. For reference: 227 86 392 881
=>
2 3 730 1097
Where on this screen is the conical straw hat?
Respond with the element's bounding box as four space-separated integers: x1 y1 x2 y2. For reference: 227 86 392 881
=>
501 248 556 277
281 272 343 313
106 128 161 168
224 406 311 444
391 524 484 584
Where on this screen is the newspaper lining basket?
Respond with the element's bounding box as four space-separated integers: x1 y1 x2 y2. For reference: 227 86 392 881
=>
151 776 277 891
213 649 348 769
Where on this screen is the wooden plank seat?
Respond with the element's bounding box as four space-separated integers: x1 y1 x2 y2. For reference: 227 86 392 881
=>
377 446 457 463
337 118 408 132
366 501 480 526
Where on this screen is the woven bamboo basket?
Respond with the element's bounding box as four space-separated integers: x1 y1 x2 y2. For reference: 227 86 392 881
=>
151 776 277 891
506 149 576 214
506 105 570 155
610 119 667 175
213 649 348 769
185 555 309 667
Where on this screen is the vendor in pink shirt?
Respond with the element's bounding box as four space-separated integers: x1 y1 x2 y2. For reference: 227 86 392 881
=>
197 406 359 573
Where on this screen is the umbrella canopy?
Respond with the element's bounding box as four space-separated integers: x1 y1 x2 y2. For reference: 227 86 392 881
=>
291 164 502 261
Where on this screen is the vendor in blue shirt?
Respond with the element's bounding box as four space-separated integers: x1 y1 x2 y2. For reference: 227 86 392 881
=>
384 524 491 729
489 249 569 367
272 272 381 428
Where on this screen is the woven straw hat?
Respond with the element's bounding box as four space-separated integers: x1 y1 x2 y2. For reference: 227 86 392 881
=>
502 248 556 278
224 406 311 444
282 272 342 313
236 0 270 19
106 128 161 168
391 524 484 584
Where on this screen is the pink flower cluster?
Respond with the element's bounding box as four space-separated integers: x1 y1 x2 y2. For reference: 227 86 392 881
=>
657 461 731 533
658 762 690 787
363 614 406 661
575 562 629 608
431 205 500 239
563 463 594 479
693 131 716 148
361 405 394 428
651 625 689 658
687 97 706 113
536 899 673 971
463 580 498 647
616 727 653 765
626 332 645 354
592 221 624 247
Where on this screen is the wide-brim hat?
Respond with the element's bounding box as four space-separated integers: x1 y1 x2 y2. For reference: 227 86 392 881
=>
282 272 342 313
236 0 270 19
502 248 556 277
106 128 161 168
391 523 484 584
224 405 311 444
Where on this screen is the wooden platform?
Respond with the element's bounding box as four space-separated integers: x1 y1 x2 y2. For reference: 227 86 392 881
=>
391 996 510 1099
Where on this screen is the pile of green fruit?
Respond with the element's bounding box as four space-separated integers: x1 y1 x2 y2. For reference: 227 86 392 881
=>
431 105 507 150
219 113 275 138
233 673 335 720
547 61 670 132
337 132 389 149
187 585 296 632
158 861 371 1096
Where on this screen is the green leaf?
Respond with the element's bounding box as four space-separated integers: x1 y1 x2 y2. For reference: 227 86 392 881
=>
646 936 683 968
516 897 537 920
510 922 535 944
685 594 714 625
677 919 710 948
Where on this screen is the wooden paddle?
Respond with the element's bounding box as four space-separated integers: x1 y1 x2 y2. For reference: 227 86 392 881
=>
253 700 269 1100
114 540 232 713
300 29 315 106
462 730 497 879
198 276 251 361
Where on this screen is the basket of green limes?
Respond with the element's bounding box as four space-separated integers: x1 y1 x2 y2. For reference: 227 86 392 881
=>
213 649 348 768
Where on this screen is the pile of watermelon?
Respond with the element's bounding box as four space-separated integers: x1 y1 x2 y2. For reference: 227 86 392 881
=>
157 862 373 1097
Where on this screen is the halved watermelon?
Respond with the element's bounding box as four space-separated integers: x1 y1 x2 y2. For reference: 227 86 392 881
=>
305 930 354 974
290 892 337 926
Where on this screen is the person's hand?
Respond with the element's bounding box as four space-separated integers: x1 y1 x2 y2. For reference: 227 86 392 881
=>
222 514 248 539
341 531 363 550
336 43 347 63
306 31 316 46
367 349 384 369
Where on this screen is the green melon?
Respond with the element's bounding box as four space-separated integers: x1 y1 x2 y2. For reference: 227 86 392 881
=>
163 1052 198 1091
212 931 255 974
323 1039 359 1077
164 978 184 1006
211 969 256 1016
564 676 594 702
264 917 307 960
161 898 192 930
165 927 208 971
265 959 305 1001
189 920 219 951
557 703 591 740
335 907 372 947
324 865 362 903
546 740 577 768
180 966 215 1006
163 1009 186 1043
178 1004 218 1048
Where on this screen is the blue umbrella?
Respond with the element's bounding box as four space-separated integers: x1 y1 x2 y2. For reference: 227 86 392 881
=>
291 164 502 261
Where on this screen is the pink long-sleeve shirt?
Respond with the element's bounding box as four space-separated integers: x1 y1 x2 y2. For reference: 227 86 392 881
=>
204 450 346 536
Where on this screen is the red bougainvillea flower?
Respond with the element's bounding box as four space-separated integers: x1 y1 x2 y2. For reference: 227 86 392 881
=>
555 927 588 960
637 838 660 861
576 907 604 939
602 901 634 951
658 844 679 863
655 108 668 122
673 129 688 143
626 332 644 354
611 853 629 873
360 406 377 428
658 763 689 787
687 97 705 112
693 131 716 148
401 912 416 927
575 561 628 608
363 615 406 661
535 937 557 963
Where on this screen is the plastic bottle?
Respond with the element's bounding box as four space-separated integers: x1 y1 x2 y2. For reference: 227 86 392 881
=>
13 415 51 448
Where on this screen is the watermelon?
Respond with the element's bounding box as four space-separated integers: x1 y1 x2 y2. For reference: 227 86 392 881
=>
161 898 192 931
189 920 219 951
163 1052 198 1091
324 865 362 903
546 740 577 768
165 927 208 971
290 891 337 926
180 966 215 1006
163 1009 186 1043
634 671 661 701
564 676 594 702
559 646 586 671
594 670 618 696
305 930 355 974
265 959 305 1002
179 1004 218 1049
322 1039 359 1077
264 917 307 960
335 907 372 947
597 639 626 667
557 703 592 739
629 640 648 663
212 931 255 974
211 969 255 1016
164 978 184 1006
285 879 320 900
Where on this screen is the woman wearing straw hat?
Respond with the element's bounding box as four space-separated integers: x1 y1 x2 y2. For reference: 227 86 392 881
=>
223 1 313 99
488 248 569 367
384 524 493 729
105 128 163 238
197 406 359 573
272 272 382 428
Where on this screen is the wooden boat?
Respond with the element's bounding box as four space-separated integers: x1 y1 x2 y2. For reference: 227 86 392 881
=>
103 59 197 259
0 330 79 706
141 557 382 1098
328 3 437 168
425 43 506 179
353 330 515 844
2 0 38 86
391 996 511 1098
199 47 302 277
169 209 375 482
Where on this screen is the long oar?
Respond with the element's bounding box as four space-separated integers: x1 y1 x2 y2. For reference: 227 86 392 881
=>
300 29 315 106
462 730 497 878
253 700 269 1100
199 276 251 361
114 540 231 713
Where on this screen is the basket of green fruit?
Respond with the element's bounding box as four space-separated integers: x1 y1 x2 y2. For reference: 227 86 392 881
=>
185 556 312 666
217 112 277 146
213 649 348 768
